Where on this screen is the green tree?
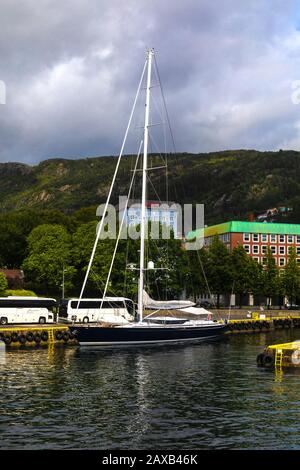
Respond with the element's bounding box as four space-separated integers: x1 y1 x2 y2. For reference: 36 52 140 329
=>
186 247 210 302
261 248 281 308
146 223 188 300
72 221 120 296
22 224 76 295
231 245 263 307
206 236 233 308
283 246 300 306
0 272 8 295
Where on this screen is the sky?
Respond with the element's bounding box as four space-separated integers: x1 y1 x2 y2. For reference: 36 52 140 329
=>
1 0 300 164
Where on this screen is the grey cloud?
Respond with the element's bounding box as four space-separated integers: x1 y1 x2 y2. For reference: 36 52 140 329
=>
0 0 300 163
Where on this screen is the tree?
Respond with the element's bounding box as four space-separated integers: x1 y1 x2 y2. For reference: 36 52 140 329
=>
146 224 189 300
72 221 113 296
206 236 233 308
0 221 28 268
22 224 76 296
261 248 281 308
186 247 210 302
230 245 263 308
283 246 300 306
0 272 8 295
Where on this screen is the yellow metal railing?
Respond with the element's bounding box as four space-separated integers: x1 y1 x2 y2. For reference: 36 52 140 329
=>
275 349 283 368
48 328 55 344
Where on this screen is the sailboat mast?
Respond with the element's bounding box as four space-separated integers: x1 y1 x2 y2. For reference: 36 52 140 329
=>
138 49 153 322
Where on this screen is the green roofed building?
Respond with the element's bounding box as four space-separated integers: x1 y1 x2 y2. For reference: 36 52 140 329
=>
187 220 300 268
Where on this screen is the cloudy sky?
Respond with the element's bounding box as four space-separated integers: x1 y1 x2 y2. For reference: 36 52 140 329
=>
1 0 300 164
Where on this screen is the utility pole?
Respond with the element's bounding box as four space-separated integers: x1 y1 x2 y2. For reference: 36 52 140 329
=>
62 264 65 299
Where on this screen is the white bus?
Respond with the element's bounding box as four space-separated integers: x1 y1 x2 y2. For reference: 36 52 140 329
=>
58 297 135 324
0 297 57 325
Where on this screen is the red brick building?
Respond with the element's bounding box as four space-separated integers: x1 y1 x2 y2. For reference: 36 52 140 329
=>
187 220 300 306
199 221 300 267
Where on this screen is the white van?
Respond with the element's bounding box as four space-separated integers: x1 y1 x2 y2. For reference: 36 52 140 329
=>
58 297 135 324
0 297 57 325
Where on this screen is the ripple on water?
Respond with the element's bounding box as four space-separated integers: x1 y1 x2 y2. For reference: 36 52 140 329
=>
1 330 300 449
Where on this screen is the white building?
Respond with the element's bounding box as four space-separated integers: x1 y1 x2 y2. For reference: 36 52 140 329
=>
119 199 179 238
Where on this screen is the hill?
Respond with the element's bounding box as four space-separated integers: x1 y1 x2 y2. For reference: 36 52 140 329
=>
1 149 300 225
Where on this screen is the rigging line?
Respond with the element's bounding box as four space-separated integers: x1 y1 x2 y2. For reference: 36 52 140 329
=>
151 69 168 165
151 89 167 132
90 264 121 300
154 56 198 301
148 132 167 166
146 173 163 204
75 58 148 311
196 249 217 309
90 266 105 293
100 140 143 308
147 58 171 295
154 56 199 303
123 136 143 296
153 54 177 155
145 168 171 298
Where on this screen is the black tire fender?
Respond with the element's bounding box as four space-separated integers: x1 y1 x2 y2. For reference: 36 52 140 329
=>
26 332 34 342
34 333 41 344
55 331 63 341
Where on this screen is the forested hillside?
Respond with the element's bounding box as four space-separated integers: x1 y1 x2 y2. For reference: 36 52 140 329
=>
1 149 300 224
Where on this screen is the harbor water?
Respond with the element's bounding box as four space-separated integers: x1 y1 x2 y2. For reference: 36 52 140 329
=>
1 329 300 450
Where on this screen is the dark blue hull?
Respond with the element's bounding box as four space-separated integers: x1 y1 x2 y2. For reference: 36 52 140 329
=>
70 323 227 347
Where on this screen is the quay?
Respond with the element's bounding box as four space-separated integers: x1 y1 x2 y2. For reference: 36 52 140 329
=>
226 314 300 333
0 324 76 347
212 308 300 334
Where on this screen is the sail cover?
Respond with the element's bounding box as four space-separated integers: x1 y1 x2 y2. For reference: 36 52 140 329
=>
177 306 212 316
143 290 195 310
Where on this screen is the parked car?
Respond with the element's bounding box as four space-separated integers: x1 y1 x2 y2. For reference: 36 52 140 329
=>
197 300 214 309
284 303 300 310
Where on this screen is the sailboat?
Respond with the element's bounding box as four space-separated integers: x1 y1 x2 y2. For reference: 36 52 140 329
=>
70 49 227 346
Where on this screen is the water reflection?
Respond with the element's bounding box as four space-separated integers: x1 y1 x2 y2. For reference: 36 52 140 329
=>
0 330 300 449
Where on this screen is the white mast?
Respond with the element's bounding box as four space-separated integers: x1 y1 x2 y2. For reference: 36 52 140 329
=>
138 49 153 322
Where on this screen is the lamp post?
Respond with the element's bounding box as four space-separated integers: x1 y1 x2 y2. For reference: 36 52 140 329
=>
62 265 65 299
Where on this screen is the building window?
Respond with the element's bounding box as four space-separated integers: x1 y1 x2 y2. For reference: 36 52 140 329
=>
270 234 277 243
261 245 267 254
243 245 250 254
297 235 300 244
252 245 259 254
287 235 294 243
243 233 250 242
279 246 285 255
270 246 277 255
288 246 293 255
279 234 285 243
279 258 285 267
252 233 259 242
297 259 300 265
262 257 267 266
253 257 260 263
297 247 300 256
261 234 268 242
